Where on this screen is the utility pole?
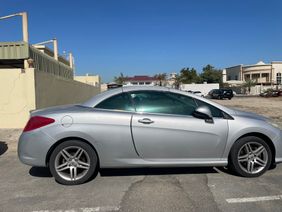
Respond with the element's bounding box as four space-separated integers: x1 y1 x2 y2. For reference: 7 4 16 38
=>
69 52 73 69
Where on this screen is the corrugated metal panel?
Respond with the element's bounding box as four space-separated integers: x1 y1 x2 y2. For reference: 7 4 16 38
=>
0 42 29 59
29 45 73 79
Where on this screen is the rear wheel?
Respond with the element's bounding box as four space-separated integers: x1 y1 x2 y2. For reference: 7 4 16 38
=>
229 136 272 177
49 140 98 185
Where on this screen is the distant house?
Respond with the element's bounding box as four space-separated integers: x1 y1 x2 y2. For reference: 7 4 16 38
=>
223 61 282 94
124 75 157 86
74 74 101 87
223 61 282 86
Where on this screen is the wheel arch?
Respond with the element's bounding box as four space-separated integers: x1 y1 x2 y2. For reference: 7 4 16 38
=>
45 136 100 167
229 132 276 166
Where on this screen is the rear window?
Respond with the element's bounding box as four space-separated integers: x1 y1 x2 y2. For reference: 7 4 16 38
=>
95 93 135 111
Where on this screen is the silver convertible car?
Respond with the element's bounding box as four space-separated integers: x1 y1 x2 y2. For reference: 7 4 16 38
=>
18 86 282 185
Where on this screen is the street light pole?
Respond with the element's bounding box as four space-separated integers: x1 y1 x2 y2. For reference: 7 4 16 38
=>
0 12 29 68
21 12 29 43
33 38 58 61
0 12 29 43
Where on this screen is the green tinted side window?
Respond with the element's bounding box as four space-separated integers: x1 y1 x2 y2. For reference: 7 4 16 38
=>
130 91 196 116
194 99 223 118
95 93 134 111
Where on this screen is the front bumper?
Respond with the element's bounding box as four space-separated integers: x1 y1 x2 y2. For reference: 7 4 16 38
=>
18 130 56 167
274 130 282 164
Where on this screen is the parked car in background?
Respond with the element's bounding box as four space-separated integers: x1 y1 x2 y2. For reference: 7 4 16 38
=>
260 90 282 98
192 91 204 97
18 86 281 185
208 89 234 100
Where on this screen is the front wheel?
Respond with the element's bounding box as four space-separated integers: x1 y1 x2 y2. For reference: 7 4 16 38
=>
49 140 98 185
228 136 272 177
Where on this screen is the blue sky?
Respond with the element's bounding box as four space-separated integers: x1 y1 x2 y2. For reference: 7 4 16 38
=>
1 0 282 82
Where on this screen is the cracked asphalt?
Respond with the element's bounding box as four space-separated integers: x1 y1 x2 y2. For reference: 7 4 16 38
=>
1 129 282 212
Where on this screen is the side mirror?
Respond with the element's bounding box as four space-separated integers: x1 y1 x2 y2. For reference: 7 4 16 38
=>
193 106 214 123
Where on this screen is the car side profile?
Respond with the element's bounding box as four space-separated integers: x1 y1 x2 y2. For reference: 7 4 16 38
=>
18 86 282 185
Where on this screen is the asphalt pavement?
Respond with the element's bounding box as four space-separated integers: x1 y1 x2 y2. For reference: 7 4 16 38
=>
1 130 282 212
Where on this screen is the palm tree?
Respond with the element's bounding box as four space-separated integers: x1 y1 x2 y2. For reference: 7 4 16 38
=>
114 73 126 85
154 73 167 86
243 80 257 94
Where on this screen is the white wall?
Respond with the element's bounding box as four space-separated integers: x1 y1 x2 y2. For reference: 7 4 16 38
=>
180 83 219 96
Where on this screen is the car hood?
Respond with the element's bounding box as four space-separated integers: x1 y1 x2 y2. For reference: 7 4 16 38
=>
230 108 268 121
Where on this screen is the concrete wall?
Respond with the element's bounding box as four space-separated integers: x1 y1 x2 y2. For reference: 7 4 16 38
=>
0 69 100 128
35 71 100 109
0 68 36 128
180 83 219 96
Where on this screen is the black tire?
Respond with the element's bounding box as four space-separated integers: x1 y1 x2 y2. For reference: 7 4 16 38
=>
228 136 272 177
49 140 98 185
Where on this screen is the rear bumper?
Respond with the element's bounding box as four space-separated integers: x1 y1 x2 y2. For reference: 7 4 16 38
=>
18 130 55 167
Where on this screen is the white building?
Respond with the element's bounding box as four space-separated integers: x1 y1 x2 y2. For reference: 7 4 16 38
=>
166 72 178 87
223 61 282 86
124 75 156 86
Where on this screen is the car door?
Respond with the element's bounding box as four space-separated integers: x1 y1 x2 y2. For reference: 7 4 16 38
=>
92 92 138 165
130 91 228 161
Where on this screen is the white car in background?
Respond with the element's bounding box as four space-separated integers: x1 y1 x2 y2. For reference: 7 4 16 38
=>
192 91 204 97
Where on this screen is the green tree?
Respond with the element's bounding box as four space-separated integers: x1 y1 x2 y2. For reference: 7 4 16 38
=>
200 65 222 84
154 73 167 86
179 67 200 83
173 74 182 89
114 73 126 85
243 80 257 94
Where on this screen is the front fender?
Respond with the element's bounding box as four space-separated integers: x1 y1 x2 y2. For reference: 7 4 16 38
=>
222 117 282 160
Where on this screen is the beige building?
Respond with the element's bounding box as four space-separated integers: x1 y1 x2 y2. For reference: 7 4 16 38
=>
223 61 282 86
124 75 157 86
74 74 101 87
0 42 100 128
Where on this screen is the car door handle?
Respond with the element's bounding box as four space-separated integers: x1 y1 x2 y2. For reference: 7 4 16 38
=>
138 118 154 124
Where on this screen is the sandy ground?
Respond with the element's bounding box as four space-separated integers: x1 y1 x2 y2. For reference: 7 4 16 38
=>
213 96 282 129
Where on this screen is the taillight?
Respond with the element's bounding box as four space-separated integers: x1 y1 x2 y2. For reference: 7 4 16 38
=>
23 116 55 132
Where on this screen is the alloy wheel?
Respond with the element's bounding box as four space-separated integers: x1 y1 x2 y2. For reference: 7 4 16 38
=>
237 142 268 174
54 146 91 181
